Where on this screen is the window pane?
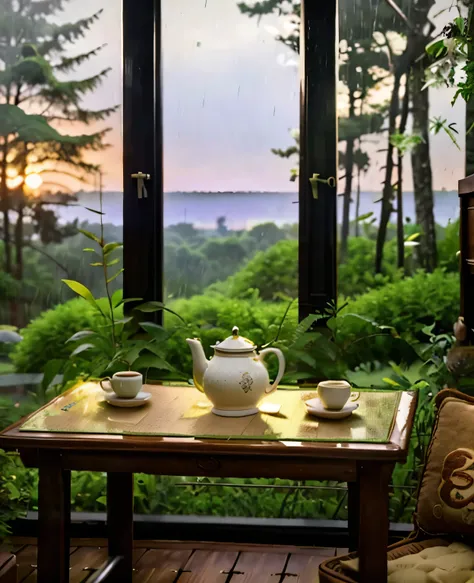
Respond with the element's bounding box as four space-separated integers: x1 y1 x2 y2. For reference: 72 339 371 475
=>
338 0 464 522
162 0 300 369
0 2 122 388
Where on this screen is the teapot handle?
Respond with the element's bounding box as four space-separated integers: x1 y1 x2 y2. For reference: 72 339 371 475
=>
258 348 286 395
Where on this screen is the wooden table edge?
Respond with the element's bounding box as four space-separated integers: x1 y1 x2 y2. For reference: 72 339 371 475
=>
0 389 417 462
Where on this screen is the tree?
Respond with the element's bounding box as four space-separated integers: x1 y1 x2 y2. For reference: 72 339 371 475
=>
353 148 370 237
238 0 391 262
0 1 116 290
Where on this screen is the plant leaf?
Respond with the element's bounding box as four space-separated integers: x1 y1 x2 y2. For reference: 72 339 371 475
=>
78 228 101 244
66 330 96 343
356 212 374 222
111 289 123 308
131 353 174 372
134 301 166 313
134 301 186 323
41 359 64 393
139 322 168 341
106 258 120 267
84 207 104 215
83 248 97 253
103 242 123 256
70 343 95 357
90 262 103 267
62 279 98 308
107 268 124 284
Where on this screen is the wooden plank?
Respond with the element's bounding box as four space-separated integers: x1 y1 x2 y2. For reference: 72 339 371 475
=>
284 552 334 582
0 542 27 553
69 547 109 583
13 538 333 555
15 545 38 582
128 541 330 555
134 549 192 583
230 552 288 582
0 553 16 583
178 551 238 583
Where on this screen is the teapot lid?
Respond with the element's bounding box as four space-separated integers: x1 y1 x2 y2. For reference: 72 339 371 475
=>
212 326 256 353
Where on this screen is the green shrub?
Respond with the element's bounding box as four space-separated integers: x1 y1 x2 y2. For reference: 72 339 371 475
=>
338 237 403 297
438 219 459 273
344 268 459 344
218 239 298 301
165 294 298 377
11 298 107 373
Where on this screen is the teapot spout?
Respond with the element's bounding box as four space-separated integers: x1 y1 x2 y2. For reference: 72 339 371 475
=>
186 338 208 393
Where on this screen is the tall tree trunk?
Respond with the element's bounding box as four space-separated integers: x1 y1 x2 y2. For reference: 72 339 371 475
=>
355 167 361 237
0 139 12 274
397 75 410 270
375 70 402 273
411 61 436 271
340 91 356 262
15 202 24 281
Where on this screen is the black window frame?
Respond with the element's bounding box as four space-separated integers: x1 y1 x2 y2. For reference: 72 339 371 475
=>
123 0 338 322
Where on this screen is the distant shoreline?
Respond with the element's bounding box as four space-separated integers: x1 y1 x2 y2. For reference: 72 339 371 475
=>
50 190 460 229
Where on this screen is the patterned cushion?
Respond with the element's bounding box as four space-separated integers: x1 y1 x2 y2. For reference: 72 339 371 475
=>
415 390 474 536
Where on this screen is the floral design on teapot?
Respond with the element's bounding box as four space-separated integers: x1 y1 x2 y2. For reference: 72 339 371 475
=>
239 372 253 393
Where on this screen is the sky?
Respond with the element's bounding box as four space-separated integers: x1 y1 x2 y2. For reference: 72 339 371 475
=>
55 0 465 193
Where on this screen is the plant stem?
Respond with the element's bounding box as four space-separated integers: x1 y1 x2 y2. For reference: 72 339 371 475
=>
98 172 116 347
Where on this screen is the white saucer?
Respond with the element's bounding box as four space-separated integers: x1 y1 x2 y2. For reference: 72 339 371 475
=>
212 407 259 417
305 398 358 420
104 391 151 408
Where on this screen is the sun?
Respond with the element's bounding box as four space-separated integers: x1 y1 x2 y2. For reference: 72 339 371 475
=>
24 173 43 190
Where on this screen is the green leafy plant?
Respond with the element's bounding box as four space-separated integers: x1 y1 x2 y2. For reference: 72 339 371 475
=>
267 301 401 383
429 116 461 149
345 269 460 346
425 13 473 106
0 450 32 541
389 132 424 155
48 191 186 386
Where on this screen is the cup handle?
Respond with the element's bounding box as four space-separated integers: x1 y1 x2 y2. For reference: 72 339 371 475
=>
100 377 114 393
350 391 360 402
259 348 286 395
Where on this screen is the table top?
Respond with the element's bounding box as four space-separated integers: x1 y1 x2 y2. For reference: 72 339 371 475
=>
0 383 417 462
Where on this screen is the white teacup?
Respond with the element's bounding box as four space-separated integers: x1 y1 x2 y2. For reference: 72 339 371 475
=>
100 371 143 399
318 380 352 411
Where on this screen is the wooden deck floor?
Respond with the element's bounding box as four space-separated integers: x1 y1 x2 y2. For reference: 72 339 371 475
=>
2 539 346 583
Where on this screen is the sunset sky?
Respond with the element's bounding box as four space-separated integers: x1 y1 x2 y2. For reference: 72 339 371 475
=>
56 0 465 193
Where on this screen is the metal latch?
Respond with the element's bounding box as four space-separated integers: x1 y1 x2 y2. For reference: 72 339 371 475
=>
131 172 151 199
309 173 336 200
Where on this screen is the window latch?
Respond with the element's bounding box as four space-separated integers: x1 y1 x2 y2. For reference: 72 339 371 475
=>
309 173 336 200
131 172 151 199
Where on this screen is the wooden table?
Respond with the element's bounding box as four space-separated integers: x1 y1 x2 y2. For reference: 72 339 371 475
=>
0 387 417 583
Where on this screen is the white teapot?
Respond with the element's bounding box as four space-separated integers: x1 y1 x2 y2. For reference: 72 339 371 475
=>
186 326 285 417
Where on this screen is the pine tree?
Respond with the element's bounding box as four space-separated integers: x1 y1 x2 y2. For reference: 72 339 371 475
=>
0 0 117 285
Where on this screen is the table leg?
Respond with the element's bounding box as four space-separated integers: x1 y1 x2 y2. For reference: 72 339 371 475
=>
358 462 393 583
347 481 360 552
107 472 134 583
37 453 71 583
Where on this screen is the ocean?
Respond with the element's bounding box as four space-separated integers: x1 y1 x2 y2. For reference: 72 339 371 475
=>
54 190 460 230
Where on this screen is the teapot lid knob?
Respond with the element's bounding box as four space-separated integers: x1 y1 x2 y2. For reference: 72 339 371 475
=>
232 326 239 337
